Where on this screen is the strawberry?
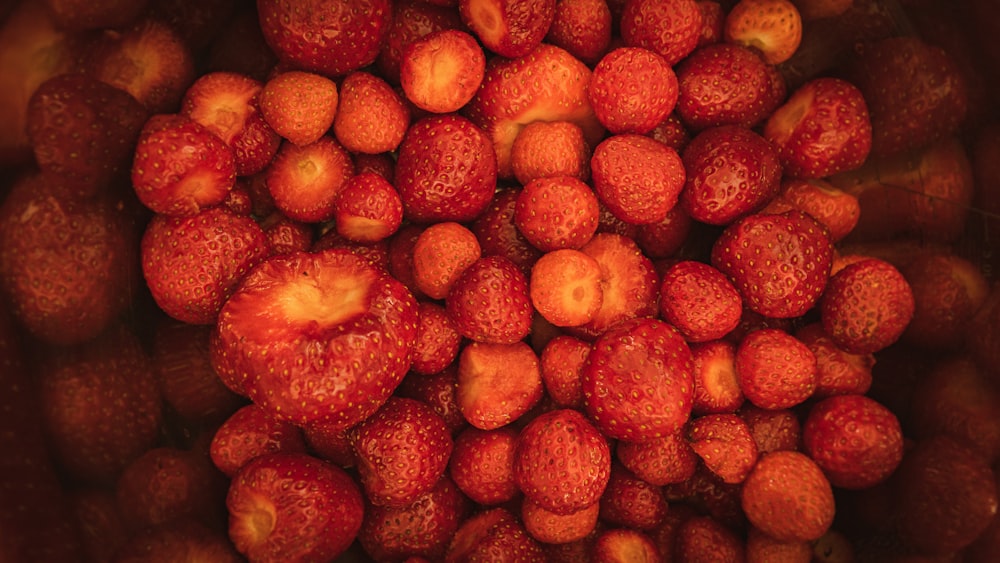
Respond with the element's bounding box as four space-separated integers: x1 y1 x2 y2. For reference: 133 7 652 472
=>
791 0 851 20
545 0 613 64
265 135 355 223
724 0 803 65
444 507 546 562
510 121 592 185
0 173 138 345
741 450 836 542
539 334 591 409
588 47 679 135
260 211 315 255
350 396 454 507
181 70 281 176
258 70 339 147
763 77 872 179
688 413 759 484
458 0 556 58
446 255 533 344
212 248 419 431
522 496 601 545
148 0 237 52
592 528 662 563
802 394 903 490
739 403 801 455
256 0 392 77
456 341 544 429
582 317 695 442
300 420 357 468
412 301 463 376
795 322 874 398
599 464 670 530
745 525 813 563
530 248 605 328
464 43 605 179
334 70 411 154
619 0 703 65
203 5 279 81
659 260 743 343
711 209 834 319
400 29 486 114
515 175 600 252
635 205 693 259
226 452 365 562
471 186 544 276
674 515 747 562
375 0 465 84
760 178 860 242
209 404 307 478
141 206 269 325
899 252 990 351
309 231 390 270
358 475 470 561
689 339 745 414
591 133 686 225
449 425 520 505
616 430 699 487
663 463 745 529
396 364 468 434
679 124 783 226
696 0 726 46
413 221 483 300
513 408 612 515
395 114 498 223
736 328 818 410
331 171 404 243
819 257 915 355
112 518 243 563
26 72 148 200
674 42 777 131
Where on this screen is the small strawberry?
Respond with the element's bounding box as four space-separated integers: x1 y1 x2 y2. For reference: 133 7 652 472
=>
724 0 803 65
209 404 307 478
674 515 747 562
736 328 818 410
413 221 483 300
400 29 485 114
331 171 404 243
599 464 670 530
615 430 699 486
530 248 605 328
663 463 745 529
738 403 802 455
513 408 612 515
446 255 533 344
396 365 469 435
258 70 339 147
619 0 704 65
334 70 411 154
760 178 861 242
456 341 544 430
226 452 365 562
471 187 544 276
592 528 662 563
522 496 601 545
659 260 743 343
449 425 520 505
444 507 546 562
795 322 874 398
687 413 759 484
458 0 556 58
740 450 836 542
689 339 745 414
510 121 592 185
514 175 600 252
674 42 777 131
539 334 591 409
680 124 783 226
260 211 315 256
635 205 693 259
412 301 462 376
300 420 357 468
591 133 686 226
588 46 679 135
545 0 613 64
264 135 355 223
375 0 465 84
696 0 726 46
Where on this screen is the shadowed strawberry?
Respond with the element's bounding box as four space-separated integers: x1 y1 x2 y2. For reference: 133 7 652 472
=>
689 339 745 414
530 248 604 327
589 46 679 135
212 248 418 431
396 364 468 435
760 178 860 242
592 527 662 563
545 0 612 64
334 70 411 154
616 430 699 486
515 175 600 252
444 507 545 562
203 4 279 81
664 463 746 529
376 0 465 84
42 0 147 30
522 497 601 545
226 452 365 563
791 0 851 20
459 0 556 58
620 0 703 65
741 450 835 543
659 261 743 343
257 0 392 77
539 334 591 409
636 205 693 259
591 133 686 225
209 404 307 478
736 328 818 410
456 341 544 429
725 0 803 65
471 187 544 276
113 518 243 563
899 252 990 351
688 413 759 484
739 403 801 455
746 525 812 563
258 70 339 148
412 301 462 376
413 222 482 301
510 121 592 185
400 29 486 114
69 488 128 563
446 255 533 344
674 515 747 562
449 425 520 506
599 464 670 530
794 322 874 398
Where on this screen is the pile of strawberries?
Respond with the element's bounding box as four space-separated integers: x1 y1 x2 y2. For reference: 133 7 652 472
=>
2 0 1000 561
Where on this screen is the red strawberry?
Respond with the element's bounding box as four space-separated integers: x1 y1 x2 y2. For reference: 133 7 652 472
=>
446 254 533 344
395 114 498 223
802 394 903 490
396 364 468 434
592 528 662 563
674 515 747 562
763 77 872 179
794 322 874 398
226 452 365 562
724 0 803 65
539 334 591 409
331 171 404 243
464 43 605 179
674 42 777 131
471 186 544 276
522 496 601 545
400 29 486 114
619 0 703 65
334 70 411 154
264 135 355 223
663 463 746 529
514 175 600 252
212 248 419 431
202 5 279 81
711 209 834 319
513 408 612 515
615 430 699 487
741 450 836 542
260 211 315 256
456 341 544 429
413 221 482 300
745 525 813 562
131 113 236 217
588 47 679 135
530 248 605 327
412 301 462 376
591 133 686 225
659 260 743 343
444 507 546 562
545 0 613 64
300 420 357 468
375 0 465 84
582 317 695 442
256 0 392 77
510 121 592 185
112 518 242 563
736 328 818 410
209 404 307 478
739 403 802 455
760 178 860 242
819 257 915 355
599 464 670 530
181 70 281 176
680 125 783 226
258 70 339 147
688 413 759 484
689 339 745 414
458 0 556 58
449 425 520 505
0 173 138 345
26 72 148 199
635 205 693 259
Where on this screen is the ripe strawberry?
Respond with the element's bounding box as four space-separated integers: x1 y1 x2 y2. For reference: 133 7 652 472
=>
530 248 604 328
471 186 544 276
513 408 612 515
582 317 695 442
112 518 242 563
515 175 600 252
358 475 470 561
226 452 365 562
589 47 679 135
819 257 915 355
736 328 818 410
739 403 801 455
309 231 390 270
899 252 990 351
663 463 745 529
412 301 462 376
387 223 429 299
256 0 392 77
331 171 404 243
456 341 544 429
591 133 686 225
413 221 482 300
522 496 601 545
635 205 693 259
202 5 279 81
181 70 281 176
802 394 903 490
131 113 236 216
674 515 747 562
659 260 743 343
510 121 592 185
761 178 860 242
375 0 465 84
620 0 703 65
679 124 783 226
592 528 662 563
212 248 418 431
396 364 468 434
696 0 726 46
258 70 339 147
464 43 604 179
741 450 835 542
745 525 813 563
396 114 498 223
209 404 307 478
711 209 834 319
688 413 759 484
763 77 872 179
265 135 355 223
795 322 874 398
539 334 591 409
545 0 613 64
725 0 803 65
689 339 745 414
444 507 545 562
449 425 520 505
0 173 138 345
446 255 533 344
300 420 357 468
400 29 485 114
458 0 556 58
334 70 411 154
615 430 699 486
599 464 670 530
260 211 315 255
26 72 148 199
674 42 777 131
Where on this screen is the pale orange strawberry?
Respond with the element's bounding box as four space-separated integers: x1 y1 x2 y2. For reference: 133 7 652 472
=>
529 248 604 327
539 334 591 409
333 70 411 154
264 136 355 223
400 29 485 114
413 222 482 300
510 121 592 185
690 339 745 414
741 451 835 542
514 175 600 252
331 172 404 243
725 0 803 65
258 70 338 147
458 0 556 58
592 528 662 563
456 341 544 429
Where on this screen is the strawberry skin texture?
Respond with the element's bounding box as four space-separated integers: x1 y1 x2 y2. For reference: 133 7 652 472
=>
741 450 835 543
446 255 533 345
